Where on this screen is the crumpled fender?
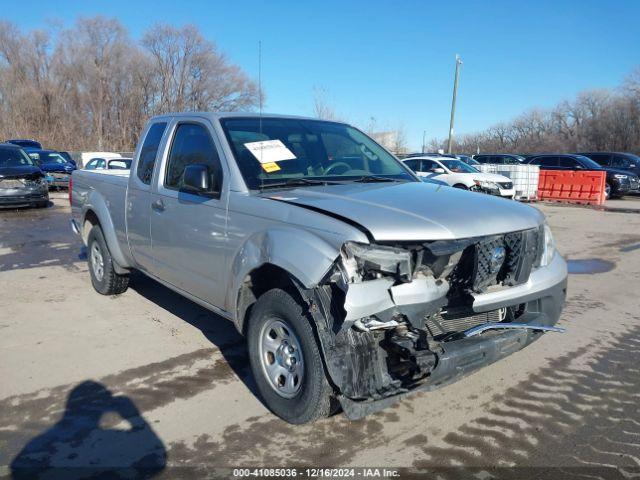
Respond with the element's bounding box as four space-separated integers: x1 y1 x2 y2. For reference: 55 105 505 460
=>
226 227 340 326
82 190 131 270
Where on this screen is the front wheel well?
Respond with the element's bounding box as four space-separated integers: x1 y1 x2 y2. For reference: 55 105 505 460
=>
237 264 303 335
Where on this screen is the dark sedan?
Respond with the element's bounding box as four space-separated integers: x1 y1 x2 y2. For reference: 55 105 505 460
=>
0 143 49 208
578 152 640 180
525 154 640 199
29 150 76 188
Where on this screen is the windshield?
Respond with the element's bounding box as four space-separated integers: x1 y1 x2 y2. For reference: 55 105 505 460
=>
440 159 478 173
575 155 604 170
220 117 415 189
0 147 36 167
33 152 68 165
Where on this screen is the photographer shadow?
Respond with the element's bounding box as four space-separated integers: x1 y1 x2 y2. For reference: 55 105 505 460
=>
11 380 166 479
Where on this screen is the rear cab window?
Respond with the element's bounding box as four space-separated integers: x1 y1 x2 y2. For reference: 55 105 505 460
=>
136 122 168 185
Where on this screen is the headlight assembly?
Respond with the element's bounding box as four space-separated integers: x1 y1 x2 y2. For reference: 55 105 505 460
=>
340 242 412 283
540 222 556 267
23 177 46 188
473 179 499 190
614 174 628 179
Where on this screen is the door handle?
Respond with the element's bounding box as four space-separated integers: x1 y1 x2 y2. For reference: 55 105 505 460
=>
151 199 165 212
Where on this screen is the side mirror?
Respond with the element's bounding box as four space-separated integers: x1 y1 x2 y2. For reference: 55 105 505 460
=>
181 164 211 193
433 167 445 174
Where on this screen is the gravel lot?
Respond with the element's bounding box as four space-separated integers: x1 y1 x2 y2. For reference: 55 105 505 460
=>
1 192 639 478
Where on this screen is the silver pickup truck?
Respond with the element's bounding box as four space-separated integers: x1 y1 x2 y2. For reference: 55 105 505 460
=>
71 113 567 424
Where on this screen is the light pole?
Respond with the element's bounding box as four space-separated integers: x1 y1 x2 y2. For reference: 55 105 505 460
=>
447 54 463 154
422 130 426 154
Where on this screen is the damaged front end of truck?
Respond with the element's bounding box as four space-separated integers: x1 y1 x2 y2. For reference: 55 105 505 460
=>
300 224 567 419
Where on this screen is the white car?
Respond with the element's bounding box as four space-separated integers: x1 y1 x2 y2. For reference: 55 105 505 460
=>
84 157 132 171
402 156 516 198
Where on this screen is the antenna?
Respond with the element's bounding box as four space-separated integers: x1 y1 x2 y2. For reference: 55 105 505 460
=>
258 40 263 135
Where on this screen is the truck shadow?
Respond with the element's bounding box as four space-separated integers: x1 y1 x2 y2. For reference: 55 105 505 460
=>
127 272 260 399
10 380 166 479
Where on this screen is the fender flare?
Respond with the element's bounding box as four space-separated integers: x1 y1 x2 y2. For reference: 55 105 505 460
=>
82 191 132 271
226 227 340 328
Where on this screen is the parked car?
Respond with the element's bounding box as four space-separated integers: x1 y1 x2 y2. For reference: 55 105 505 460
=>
6 139 42 151
71 112 567 424
577 152 640 180
29 150 76 188
525 154 640 199
474 154 526 165
0 143 49 208
402 156 516 198
84 157 132 170
80 152 122 168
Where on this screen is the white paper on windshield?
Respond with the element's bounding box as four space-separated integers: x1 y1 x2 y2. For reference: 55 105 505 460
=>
244 140 296 164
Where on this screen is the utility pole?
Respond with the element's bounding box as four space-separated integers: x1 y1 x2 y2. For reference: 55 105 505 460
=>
422 130 426 153
447 54 463 154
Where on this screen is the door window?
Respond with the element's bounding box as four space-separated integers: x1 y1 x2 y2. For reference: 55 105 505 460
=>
558 157 579 169
589 154 610 165
421 160 439 172
404 159 419 171
136 122 168 185
611 156 630 169
532 157 558 167
164 123 223 197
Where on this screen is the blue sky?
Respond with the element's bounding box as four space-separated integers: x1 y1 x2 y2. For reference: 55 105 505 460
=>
4 0 640 150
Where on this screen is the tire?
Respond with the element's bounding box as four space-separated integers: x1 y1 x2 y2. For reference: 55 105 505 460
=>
247 288 332 424
87 225 129 295
34 201 48 208
453 184 468 190
605 182 612 200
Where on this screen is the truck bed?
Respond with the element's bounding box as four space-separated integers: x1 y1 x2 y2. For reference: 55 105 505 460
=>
71 169 130 252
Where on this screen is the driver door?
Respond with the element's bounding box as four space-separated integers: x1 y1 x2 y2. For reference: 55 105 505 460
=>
148 118 230 308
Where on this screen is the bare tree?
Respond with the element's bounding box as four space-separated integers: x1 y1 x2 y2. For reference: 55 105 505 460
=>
312 87 341 121
142 24 258 114
429 74 640 155
0 17 260 151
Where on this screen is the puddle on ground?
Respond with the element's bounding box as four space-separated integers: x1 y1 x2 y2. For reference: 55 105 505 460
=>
620 243 640 252
567 258 615 274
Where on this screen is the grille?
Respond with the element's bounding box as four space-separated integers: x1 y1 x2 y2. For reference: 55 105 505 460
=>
426 309 504 337
498 182 513 189
449 227 541 293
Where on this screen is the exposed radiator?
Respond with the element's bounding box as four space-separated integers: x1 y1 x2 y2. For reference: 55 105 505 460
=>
425 308 505 337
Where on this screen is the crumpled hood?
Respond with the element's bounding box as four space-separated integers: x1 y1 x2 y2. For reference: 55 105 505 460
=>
475 172 513 183
264 181 544 241
0 165 44 180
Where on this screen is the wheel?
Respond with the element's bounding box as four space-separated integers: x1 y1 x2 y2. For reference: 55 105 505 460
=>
604 182 612 200
34 201 48 208
453 184 468 190
247 289 333 424
87 225 129 295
